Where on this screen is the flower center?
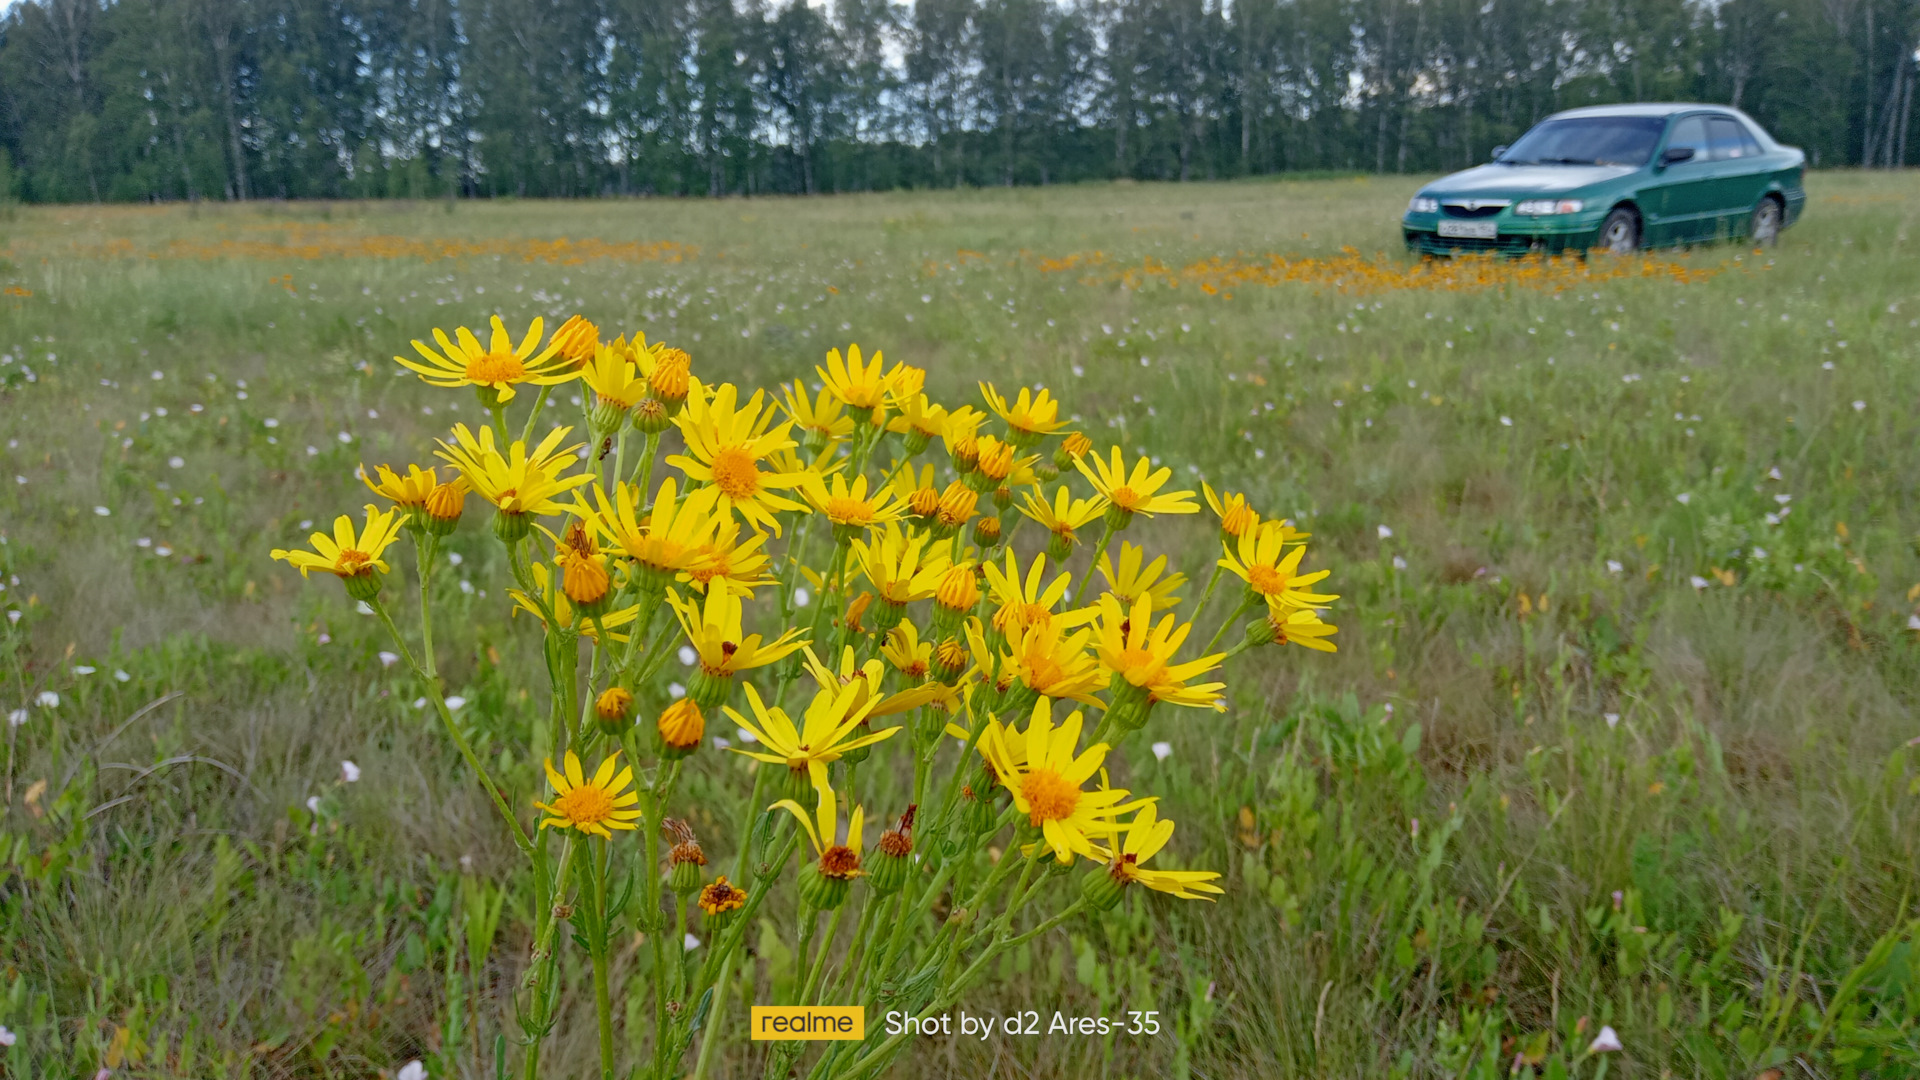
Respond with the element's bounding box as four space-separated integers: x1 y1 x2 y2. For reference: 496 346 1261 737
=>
552 784 615 825
337 548 373 573
709 446 763 500
825 496 875 524
1109 486 1143 510
1246 565 1287 595
1019 768 1081 824
466 351 527 385
1118 646 1164 685
820 844 862 878
1022 652 1065 692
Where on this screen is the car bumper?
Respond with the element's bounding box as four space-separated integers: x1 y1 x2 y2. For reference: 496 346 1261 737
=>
1401 212 1607 256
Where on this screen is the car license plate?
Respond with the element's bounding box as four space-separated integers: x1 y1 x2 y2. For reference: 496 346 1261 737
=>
1437 220 1498 240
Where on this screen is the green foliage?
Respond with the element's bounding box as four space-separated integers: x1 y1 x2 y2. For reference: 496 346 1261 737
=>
0 0 1915 201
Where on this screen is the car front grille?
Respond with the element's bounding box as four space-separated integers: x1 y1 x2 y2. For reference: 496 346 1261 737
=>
1406 231 1539 257
1441 204 1506 219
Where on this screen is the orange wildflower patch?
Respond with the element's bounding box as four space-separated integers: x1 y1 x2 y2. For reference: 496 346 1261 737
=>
54 225 695 266
1038 247 1721 295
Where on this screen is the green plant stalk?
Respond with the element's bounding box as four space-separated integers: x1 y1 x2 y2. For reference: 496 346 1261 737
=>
589 838 616 1080
780 518 815 622
828 893 881 1003
644 771 672 1080
372 599 532 855
1204 595 1257 654
522 836 579 1080
837 899 1089 1080
609 425 630 490
1192 560 1225 624
414 531 441 671
629 429 662 492
1070 521 1115 603
801 903 847 1004
518 384 556 443
689 947 738 1080
488 399 510 447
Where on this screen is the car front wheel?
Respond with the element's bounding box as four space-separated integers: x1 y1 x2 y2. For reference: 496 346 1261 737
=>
1597 208 1640 254
1750 198 1783 247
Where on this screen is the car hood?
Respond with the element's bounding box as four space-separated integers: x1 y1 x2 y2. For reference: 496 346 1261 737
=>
1425 163 1637 197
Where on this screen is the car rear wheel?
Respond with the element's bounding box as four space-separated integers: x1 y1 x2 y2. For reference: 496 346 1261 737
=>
1750 198 1783 247
1597 208 1640 254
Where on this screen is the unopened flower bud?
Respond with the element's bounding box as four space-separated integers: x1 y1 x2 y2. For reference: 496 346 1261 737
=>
973 515 1002 547
632 398 671 434
931 637 970 683
424 480 467 536
658 698 705 758
595 686 634 736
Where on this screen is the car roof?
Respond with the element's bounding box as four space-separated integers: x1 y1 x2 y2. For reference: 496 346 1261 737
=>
1545 103 1737 120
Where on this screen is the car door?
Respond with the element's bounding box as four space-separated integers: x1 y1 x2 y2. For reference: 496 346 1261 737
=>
1706 116 1771 237
1645 115 1717 244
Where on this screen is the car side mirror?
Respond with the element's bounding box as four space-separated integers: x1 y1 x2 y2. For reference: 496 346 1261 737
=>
1490 145 1509 162
1659 146 1695 167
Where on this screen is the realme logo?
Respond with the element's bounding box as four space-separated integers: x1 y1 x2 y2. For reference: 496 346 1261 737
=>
750 1006 866 1041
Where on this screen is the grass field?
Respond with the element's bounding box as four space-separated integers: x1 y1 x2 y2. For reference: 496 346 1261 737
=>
4 174 1920 1080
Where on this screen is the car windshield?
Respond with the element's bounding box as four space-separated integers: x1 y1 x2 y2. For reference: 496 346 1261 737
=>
1499 117 1667 167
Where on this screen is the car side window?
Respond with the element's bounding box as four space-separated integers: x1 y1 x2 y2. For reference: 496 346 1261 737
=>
1708 117 1753 160
1667 117 1709 163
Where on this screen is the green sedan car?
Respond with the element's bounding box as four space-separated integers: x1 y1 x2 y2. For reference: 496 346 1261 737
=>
1402 104 1806 256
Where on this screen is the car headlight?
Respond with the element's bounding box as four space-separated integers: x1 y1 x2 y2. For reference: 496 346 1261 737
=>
1407 196 1440 214
1514 199 1584 215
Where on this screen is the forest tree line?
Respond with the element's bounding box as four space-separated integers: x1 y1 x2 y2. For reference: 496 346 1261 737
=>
0 0 1914 201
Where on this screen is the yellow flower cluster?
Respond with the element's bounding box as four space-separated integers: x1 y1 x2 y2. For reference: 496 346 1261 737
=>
266 310 1343 1075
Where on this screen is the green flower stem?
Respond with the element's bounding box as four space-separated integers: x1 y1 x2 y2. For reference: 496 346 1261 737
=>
371 600 532 855
835 899 1089 1080
998 513 1024 551
1204 595 1257 654
828 893 881 1003
1070 521 1115 603
734 764 774 879
780 519 815 622
644 767 672 1080
488 400 510 447
610 427 630 490
521 836 578 1080
589 840 616 1080
629 429 662 493
688 947 738 1080
793 905 820 1003
1193 561 1225 624
614 588 668 682
1217 634 1258 664
801 903 847 1004
687 813 802 1080
519 383 556 445
413 532 440 674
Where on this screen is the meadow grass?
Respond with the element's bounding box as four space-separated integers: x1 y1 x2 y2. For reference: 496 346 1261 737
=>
3 174 1920 1079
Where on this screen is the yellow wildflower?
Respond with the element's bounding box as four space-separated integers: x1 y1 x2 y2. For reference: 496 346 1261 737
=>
396 315 577 405
535 751 641 839
669 381 808 535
